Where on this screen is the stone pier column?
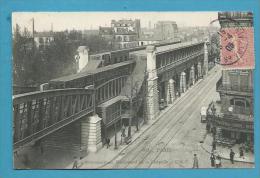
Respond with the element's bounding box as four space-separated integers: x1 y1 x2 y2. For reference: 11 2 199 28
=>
190 65 195 85
204 41 209 75
39 83 49 91
168 79 175 104
146 45 159 120
81 114 102 153
180 72 186 93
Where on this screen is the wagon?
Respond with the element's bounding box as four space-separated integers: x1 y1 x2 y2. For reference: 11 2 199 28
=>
200 106 207 123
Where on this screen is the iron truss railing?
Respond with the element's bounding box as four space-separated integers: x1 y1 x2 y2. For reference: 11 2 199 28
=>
13 88 94 151
156 51 204 74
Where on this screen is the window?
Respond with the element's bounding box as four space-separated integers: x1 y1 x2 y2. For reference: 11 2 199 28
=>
230 99 235 105
240 73 249 89
124 36 127 42
229 72 239 89
117 36 122 42
230 98 251 115
240 70 249 75
108 56 111 64
235 100 245 107
39 37 44 43
39 45 44 50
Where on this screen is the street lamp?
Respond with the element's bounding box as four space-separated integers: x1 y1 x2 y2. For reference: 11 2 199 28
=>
211 103 217 141
114 123 118 150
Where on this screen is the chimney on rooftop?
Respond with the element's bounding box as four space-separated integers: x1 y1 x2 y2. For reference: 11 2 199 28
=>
51 23 53 32
75 46 90 73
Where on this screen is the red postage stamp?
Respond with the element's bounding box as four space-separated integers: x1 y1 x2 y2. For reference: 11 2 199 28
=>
220 27 255 69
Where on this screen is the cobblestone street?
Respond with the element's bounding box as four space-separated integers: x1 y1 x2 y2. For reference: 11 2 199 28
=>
97 66 254 169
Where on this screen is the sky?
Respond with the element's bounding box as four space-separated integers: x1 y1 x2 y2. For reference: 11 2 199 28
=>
12 12 219 32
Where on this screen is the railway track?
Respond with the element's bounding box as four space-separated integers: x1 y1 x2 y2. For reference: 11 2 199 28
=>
102 66 221 169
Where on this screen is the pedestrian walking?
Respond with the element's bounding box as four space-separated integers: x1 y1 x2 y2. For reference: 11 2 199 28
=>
121 124 126 144
206 123 210 133
210 152 215 167
72 157 78 169
239 147 244 159
192 154 199 168
215 155 221 168
217 155 222 167
121 124 126 137
106 137 110 148
230 149 235 164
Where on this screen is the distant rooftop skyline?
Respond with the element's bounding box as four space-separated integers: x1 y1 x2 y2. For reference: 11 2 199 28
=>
12 12 219 33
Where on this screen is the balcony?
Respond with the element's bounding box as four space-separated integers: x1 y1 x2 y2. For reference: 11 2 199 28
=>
207 102 254 134
208 114 254 133
216 78 253 97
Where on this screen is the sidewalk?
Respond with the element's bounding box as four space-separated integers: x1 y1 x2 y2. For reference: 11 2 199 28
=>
67 79 204 169
14 78 202 169
201 134 254 164
68 101 176 169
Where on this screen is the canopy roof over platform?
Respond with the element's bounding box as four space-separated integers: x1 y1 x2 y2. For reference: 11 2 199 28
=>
50 60 135 83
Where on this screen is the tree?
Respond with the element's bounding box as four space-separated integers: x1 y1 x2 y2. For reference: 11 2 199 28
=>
123 68 153 137
209 33 220 63
13 28 113 88
81 35 112 53
123 74 136 138
13 24 35 86
13 29 78 87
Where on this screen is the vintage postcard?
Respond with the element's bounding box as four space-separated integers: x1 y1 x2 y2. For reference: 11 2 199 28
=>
12 11 255 169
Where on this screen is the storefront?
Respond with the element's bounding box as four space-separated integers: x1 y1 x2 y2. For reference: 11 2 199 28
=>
207 102 254 147
97 96 124 146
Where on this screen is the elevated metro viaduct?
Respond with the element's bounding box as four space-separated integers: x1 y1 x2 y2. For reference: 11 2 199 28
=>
13 40 209 158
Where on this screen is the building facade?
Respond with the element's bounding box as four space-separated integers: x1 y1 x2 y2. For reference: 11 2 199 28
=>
33 31 54 49
208 12 254 148
112 19 140 49
99 19 141 50
111 19 141 37
154 21 178 41
99 27 114 45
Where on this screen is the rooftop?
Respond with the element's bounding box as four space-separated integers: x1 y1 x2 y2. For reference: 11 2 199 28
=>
130 40 203 56
50 60 135 82
114 31 137 35
34 31 54 38
138 36 162 41
157 21 177 24
99 27 114 35
80 59 102 73
111 19 139 24
120 55 147 98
